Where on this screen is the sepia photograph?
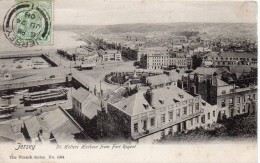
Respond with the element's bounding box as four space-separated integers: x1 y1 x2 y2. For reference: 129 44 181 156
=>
0 0 257 162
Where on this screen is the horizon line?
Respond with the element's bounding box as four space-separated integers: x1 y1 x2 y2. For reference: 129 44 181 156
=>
54 21 257 26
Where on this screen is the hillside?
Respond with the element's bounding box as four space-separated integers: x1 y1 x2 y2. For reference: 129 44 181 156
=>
92 23 257 41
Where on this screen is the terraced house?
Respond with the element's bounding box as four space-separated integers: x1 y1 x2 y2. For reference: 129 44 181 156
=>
195 76 257 119
106 85 216 143
202 51 257 67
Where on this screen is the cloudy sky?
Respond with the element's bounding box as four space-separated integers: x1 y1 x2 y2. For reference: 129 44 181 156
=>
0 0 257 25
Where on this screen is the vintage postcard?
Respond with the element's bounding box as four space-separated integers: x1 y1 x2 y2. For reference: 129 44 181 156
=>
0 0 257 162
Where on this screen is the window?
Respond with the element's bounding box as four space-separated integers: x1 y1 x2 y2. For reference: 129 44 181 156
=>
134 123 138 133
161 114 165 124
169 111 173 121
229 98 233 104
190 119 193 126
213 111 215 117
237 97 240 103
237 107 240 114
183 107 187 116
201 115 205 123
143 120 147 130
208 113 210 120
221 99 226 107
247 95 251 100
161 130 165 138
168 127 173 135
195 117 199 123
253 94 256 100
195 103 199 112
176 109 180 118
189 105 193 115
242 97 246 103
243 106 246 113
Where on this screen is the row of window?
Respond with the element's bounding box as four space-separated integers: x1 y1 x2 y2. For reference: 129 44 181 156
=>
201 111 216 123
208 57 253 61
160 117 200 138
133 104 200 133
134 117 156 133
221 94 256 108
237 106 246 114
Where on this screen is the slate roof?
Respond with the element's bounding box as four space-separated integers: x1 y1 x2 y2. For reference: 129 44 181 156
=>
42 109 81 143
82 101 101 119
146 74 172 86
168 71 182 81
228 65 254 74
151 86 194 108
112 86 194 116
203 52 219 58
24 116 44 138
73 87 102 119
204 51 257 59
212 77 229 87
0 124 16 142
192 67 219 75
112 91 153 116
72 87 92 104
220 52 257 59
24 108 81 143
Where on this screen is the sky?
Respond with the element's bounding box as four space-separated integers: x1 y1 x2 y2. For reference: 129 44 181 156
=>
0 0 257 25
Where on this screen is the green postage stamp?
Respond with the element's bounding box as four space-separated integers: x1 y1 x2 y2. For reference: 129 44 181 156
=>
3 0 53 47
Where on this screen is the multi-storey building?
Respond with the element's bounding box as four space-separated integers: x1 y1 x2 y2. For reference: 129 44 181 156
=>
215 81 257 119
194 76 257 119
106 85 216 143
72 87 102 126
146 52 190 70
145 73 180 89
138 46 170 62
23 108 82 143
202 51 257 67
99 50 122 62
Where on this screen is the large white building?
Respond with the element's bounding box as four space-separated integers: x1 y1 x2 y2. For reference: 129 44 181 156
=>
146 53 191 69
99 50 122 62
139 46 192 69
107 85 217 143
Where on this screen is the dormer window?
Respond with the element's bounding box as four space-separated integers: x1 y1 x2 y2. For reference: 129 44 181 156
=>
143 104 149 109
201 102 206 106
159 99 164 104
122 105 127 110
178 94 184 99
173 98 179 103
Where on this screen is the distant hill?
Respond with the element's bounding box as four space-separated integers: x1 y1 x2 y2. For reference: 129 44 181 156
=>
54 25 104 32
1 22 257 41
92 23 257 41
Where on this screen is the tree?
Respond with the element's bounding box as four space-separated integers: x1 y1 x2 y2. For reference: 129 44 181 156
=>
133 61 140 67
192 55 202 69
140 55 147 69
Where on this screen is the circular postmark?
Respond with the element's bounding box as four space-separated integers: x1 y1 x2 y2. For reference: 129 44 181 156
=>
3 1 51 47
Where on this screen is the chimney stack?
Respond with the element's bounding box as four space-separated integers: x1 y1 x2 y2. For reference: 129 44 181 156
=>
146 89 154 107
94 85 97 96
193 85 197 95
